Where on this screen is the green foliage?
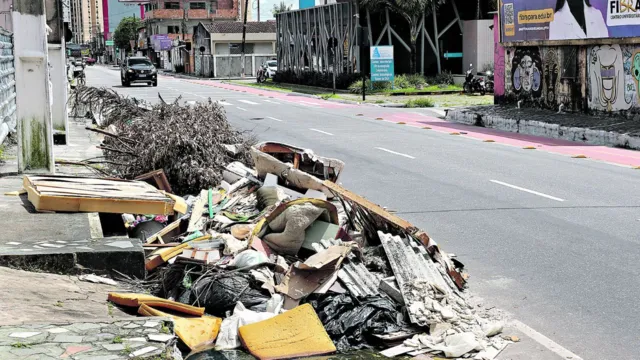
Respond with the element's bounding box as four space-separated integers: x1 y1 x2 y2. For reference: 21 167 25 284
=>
272 1 291 15
11 343 31 348
426 70 454 86
405 98 435 108
406 73 427 87
113 17 143 52
112 336 123 344
273 69 360 90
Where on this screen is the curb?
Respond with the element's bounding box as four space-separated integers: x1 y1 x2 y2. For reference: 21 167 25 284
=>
447 108 640 151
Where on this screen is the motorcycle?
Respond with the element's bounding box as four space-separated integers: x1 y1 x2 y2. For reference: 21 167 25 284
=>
256 65 267 83
485 70 494 93
463 63 486 96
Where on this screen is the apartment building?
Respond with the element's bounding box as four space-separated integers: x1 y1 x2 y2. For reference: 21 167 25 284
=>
70 0 105 43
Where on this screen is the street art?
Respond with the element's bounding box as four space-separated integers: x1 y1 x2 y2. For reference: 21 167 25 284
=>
511 47 542 99
587 44 631 112
493 15 505 98
504 48 514 95
542 48 560 106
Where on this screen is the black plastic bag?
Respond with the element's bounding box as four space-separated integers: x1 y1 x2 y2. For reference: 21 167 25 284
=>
190 272 271 316
309 293 408 351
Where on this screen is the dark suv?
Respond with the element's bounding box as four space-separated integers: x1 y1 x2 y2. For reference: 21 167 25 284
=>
121 57 157 87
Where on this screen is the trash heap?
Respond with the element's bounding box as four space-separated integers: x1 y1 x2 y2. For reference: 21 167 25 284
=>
101 142 510 359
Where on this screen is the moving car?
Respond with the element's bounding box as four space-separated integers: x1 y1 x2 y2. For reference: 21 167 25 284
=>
121 57 158 87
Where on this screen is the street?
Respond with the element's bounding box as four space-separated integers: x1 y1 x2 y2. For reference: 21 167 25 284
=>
87 65 640 360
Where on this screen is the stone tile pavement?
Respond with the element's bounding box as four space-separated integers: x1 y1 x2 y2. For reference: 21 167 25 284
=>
0 319 176 359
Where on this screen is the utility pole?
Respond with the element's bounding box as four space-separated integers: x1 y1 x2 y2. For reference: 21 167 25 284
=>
257 0 260 22
240 0 249 77
13 0 54 172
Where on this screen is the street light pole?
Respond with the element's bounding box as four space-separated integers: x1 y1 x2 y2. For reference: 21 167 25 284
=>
240 0 249 78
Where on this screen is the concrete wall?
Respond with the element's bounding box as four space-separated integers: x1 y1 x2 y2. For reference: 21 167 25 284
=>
462 20 494 73
213 41 274 55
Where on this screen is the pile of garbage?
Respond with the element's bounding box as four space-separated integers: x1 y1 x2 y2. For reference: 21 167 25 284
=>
98 141 509 359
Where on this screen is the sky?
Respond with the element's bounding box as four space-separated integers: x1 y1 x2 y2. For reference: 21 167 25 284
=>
251 0 298 21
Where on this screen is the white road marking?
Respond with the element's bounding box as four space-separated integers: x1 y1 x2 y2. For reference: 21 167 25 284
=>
299 100 321 106
263 99 281 104
267 116 283 122
375 147 415 159
236 107 248 111
310 128 334 136
218 101 233 106
238 99 259 105
490 180 565 202
511 320 583 360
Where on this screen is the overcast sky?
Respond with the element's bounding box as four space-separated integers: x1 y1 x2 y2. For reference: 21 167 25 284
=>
251 0 298 21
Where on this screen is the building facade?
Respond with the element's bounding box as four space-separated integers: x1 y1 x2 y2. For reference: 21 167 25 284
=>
494 0 640 114
69 0 105 44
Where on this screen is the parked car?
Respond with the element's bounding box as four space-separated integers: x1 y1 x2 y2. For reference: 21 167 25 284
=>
120 57 157 87
264 60 277 78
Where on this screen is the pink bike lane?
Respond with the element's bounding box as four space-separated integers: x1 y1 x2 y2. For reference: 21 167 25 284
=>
374 111 640 168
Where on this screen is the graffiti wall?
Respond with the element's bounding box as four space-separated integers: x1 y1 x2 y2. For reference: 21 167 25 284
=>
494 15 505 101
502 45 582 111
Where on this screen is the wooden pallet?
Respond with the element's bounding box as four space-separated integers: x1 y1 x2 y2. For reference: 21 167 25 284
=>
23 175 180 215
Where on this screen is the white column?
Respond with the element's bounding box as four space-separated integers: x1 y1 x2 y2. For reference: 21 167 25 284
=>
13 0 54 173
48 43 68 141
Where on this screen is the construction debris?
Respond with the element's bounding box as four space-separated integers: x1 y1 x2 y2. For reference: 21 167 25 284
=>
21 90 514 358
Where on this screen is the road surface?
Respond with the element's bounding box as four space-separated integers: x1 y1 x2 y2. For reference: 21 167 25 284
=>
86 65 640 360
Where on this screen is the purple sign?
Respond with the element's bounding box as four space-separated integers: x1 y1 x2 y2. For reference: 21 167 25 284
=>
501 0 640 42
151 35 172 51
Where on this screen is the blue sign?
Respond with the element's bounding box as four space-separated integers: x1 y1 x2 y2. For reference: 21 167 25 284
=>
299 0 314 9
444 51 462 59
370 46 394 83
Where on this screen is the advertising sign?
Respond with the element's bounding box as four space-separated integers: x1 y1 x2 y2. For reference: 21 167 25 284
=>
151 35 172 51
105 40 114 46
501 0 640 42
370 46 394 82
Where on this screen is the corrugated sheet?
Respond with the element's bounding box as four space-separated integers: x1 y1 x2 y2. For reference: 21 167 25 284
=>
378 231 451 324
312 239 381 298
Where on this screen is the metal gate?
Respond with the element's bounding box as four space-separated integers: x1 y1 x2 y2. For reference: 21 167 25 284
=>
0 28 16 145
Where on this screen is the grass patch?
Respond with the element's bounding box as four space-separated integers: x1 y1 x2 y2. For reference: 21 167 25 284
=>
112 335 123 344
54 301 64 307
11 342 31 348
230 80 293 93
405 98 435 108
120 344 132 355
318 93 337 100
389 84 461 93
160 324 170 334
107 302 114 317
375 100 384 104
0 144 4 161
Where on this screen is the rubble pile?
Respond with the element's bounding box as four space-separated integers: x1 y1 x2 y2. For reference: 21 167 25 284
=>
72 86 254 195
28 92 515 358
99 141 512 359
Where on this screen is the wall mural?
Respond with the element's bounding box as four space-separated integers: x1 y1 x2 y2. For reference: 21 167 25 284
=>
542 48 560 107
511 47 542 99
587 44 631 112
493 15 505 98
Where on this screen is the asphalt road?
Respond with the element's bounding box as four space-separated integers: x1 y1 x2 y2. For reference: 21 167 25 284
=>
86 66 640 360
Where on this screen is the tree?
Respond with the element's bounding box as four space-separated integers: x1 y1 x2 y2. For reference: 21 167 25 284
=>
272 1 291 16
360 0 438 74
113 17 143 53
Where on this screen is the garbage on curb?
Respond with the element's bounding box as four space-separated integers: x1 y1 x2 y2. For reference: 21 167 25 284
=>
31 87 513 359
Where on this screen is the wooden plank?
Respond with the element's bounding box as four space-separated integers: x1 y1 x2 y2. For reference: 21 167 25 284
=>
32 180 162 194
135 169 173 193
145 218 181 244
163 192 187 214
34 186 170 201
187 189 208 233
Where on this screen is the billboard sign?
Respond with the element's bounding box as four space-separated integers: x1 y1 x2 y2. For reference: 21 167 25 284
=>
151 34 172 51
501 0 640 42
370 46 394 82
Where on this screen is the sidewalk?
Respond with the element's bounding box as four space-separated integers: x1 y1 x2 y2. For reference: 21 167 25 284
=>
448 105 640 151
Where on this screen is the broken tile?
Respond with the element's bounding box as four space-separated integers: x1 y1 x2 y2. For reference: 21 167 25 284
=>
47 328 69 334
101 343 125 351
75 246 93 251
33 245 44 249
55 241 68 244
129 346 157 357
122 324 141 329
9 332 41 338
52 335 83 343
147 333 174 343
142 321 159 328
104 241 133 249
60 345 92 358
6 242 21 245
123 337 147 342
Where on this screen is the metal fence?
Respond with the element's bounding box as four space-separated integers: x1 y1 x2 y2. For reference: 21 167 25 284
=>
0 28 15 145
